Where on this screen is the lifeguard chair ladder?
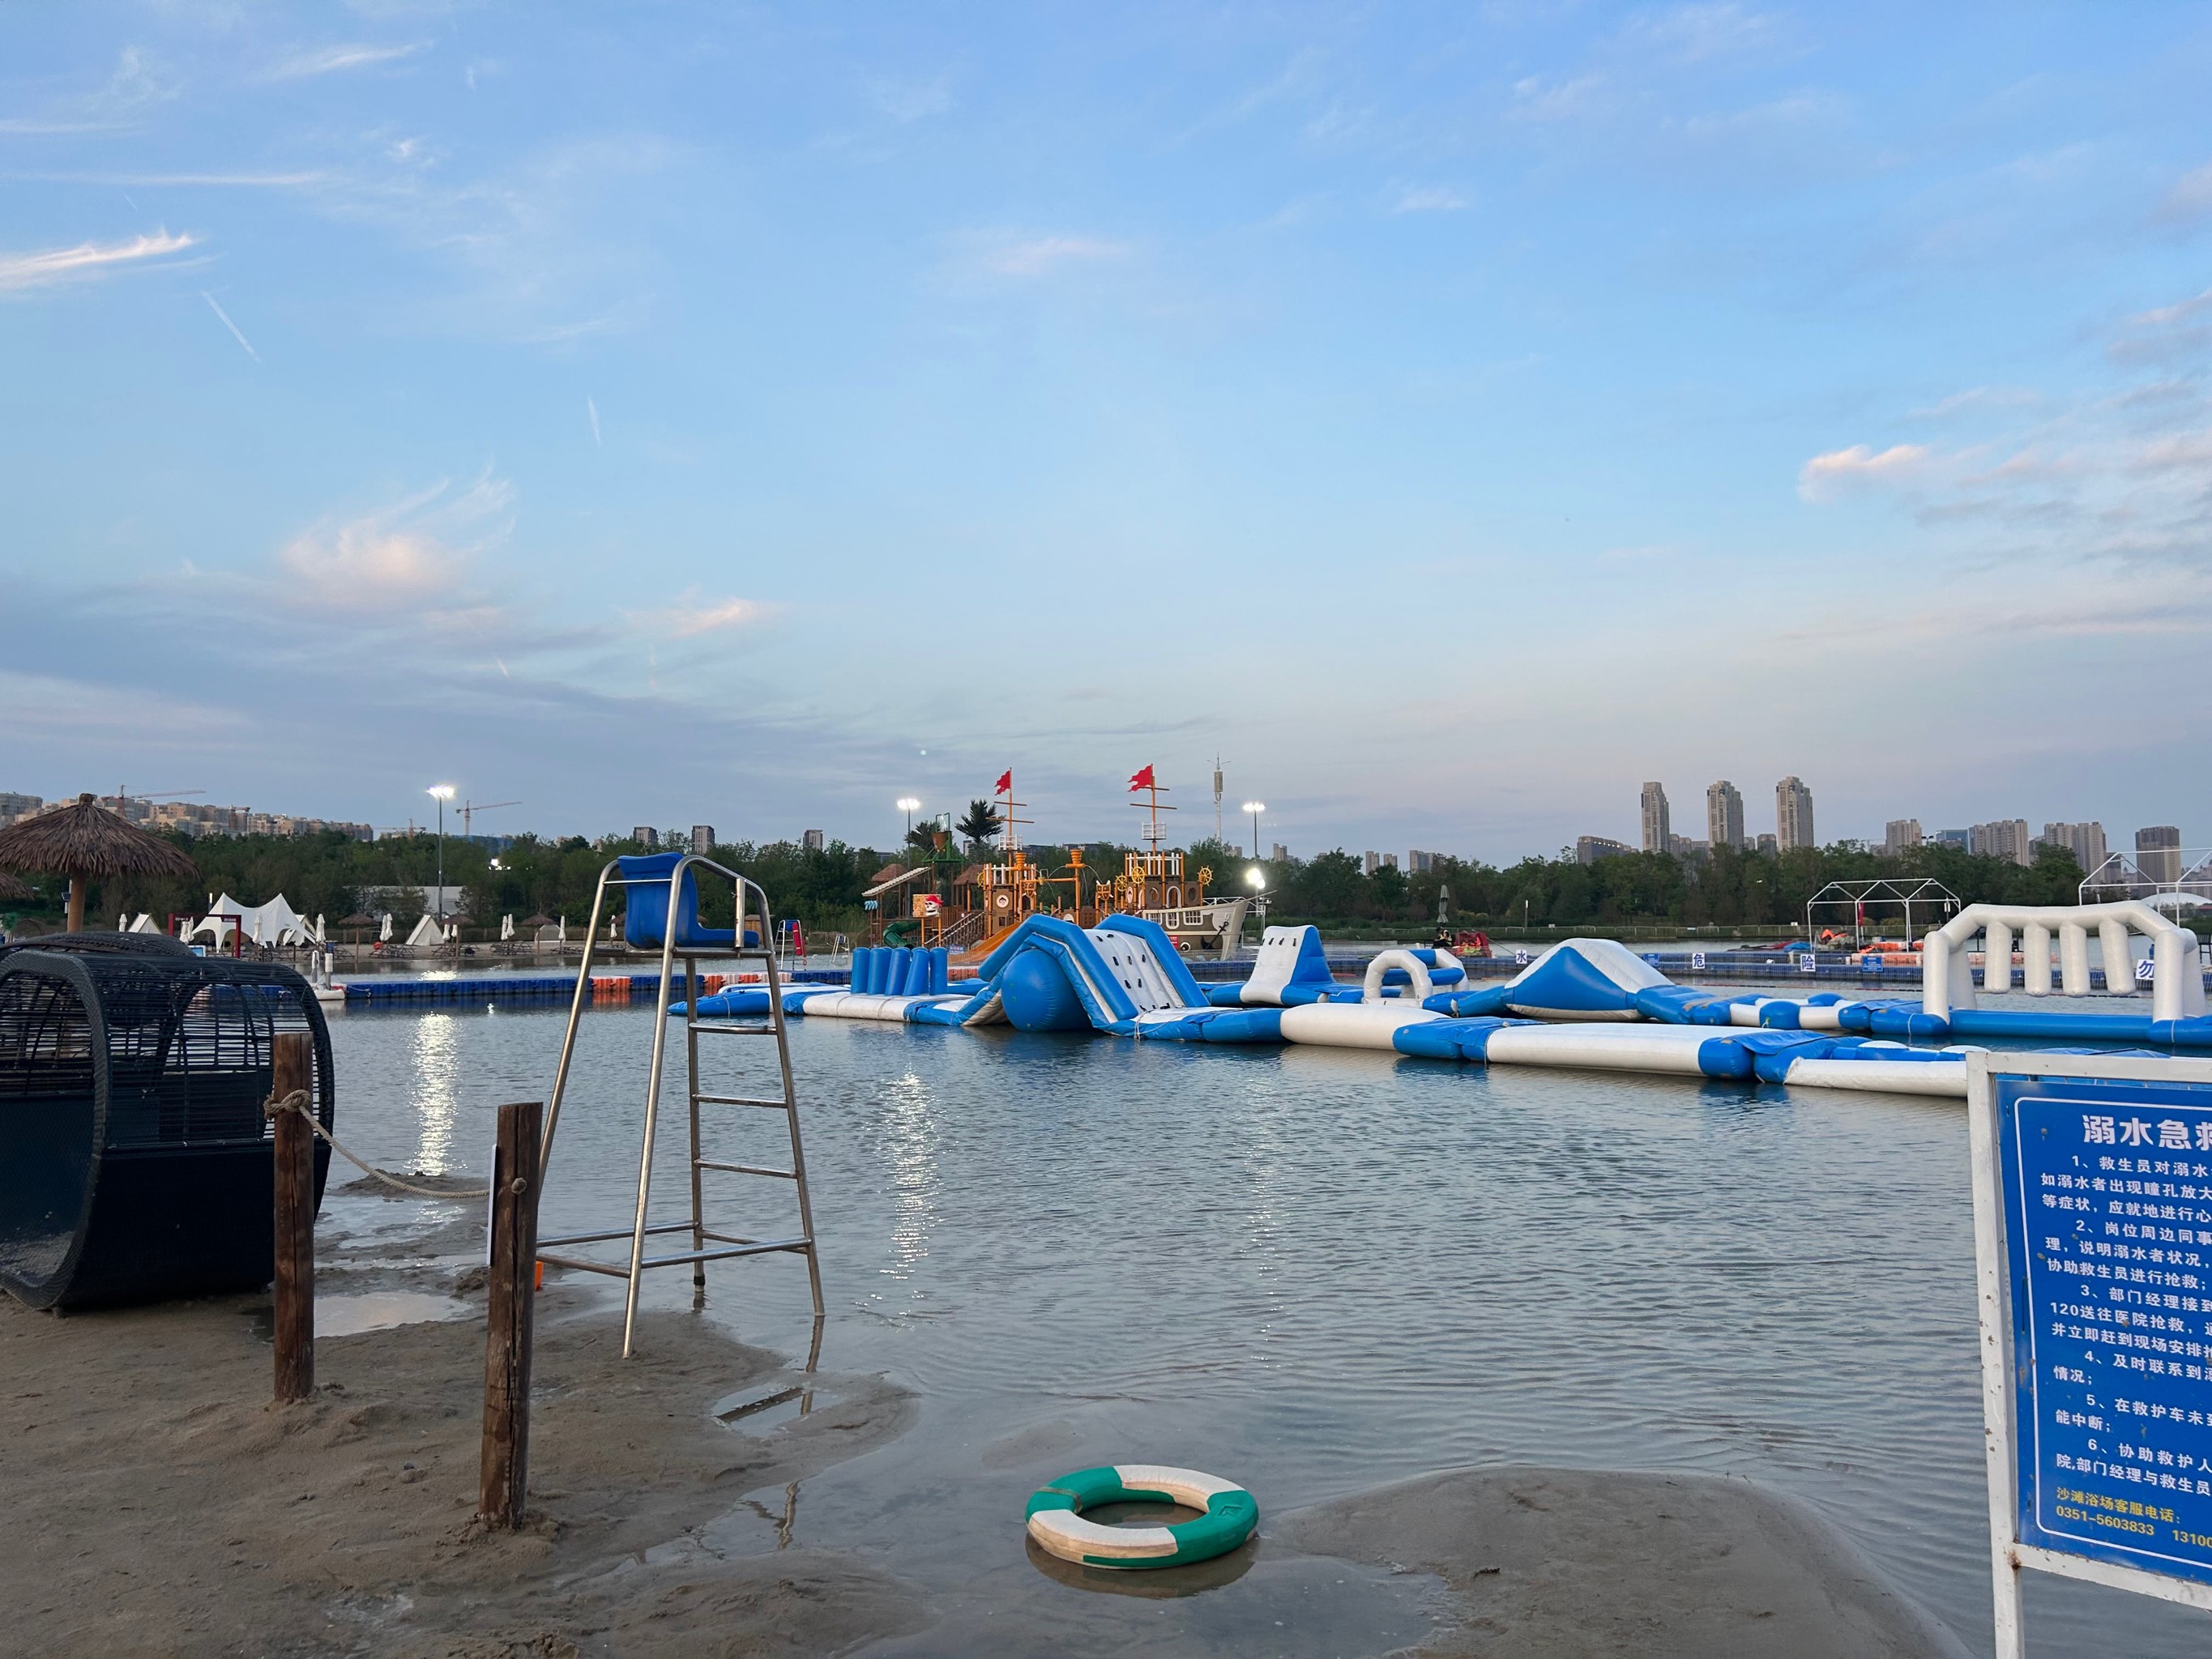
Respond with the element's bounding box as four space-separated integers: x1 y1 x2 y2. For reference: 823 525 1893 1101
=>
536 851 825 1357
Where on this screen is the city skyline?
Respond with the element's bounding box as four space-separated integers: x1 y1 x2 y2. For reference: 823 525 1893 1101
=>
7 766 2197 876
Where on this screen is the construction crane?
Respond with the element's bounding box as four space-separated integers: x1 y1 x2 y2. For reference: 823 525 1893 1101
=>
460 800 520 838
109 787 204 820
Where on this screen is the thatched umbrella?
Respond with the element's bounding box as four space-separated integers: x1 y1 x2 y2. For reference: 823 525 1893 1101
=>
336 911 377 945
0 793 199 932
0 872 29 902
520 912 556 929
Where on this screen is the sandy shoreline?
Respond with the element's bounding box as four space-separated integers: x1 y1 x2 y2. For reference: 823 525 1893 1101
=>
2 1280 924 1657
2 1199 1971 1657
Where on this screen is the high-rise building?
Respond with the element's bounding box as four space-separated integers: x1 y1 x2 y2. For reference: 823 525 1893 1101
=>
1706 781 1744 850
1969 819 2032 867
2038 821 2107 873
802 828 824 851
2137 825 2184 885
1755 833 1779 856
1407 849 1436 874
1775 777 1814 851
0 792 42 826
632 825 660 848
1577 835 1635 864
1270 842 1289 862
1641 782 1671 853
1884 819 1923 855
1363 851 1381 876
690 824 715 853
1667 833 1710 861
1706 782 1745 850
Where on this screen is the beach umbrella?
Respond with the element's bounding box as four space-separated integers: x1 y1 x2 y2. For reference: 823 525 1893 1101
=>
0 872 30 902
0 794 197 933
520 912 556 928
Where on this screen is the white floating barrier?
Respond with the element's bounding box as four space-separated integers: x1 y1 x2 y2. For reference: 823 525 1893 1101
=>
1780 1056 1966 1097
1279 1002 1442 1050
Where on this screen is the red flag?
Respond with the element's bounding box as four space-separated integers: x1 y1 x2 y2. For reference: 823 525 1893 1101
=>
1129 765 1155 791
994 770 1012 794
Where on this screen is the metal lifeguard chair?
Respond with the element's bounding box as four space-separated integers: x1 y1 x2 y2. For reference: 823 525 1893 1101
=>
537 851 824 1356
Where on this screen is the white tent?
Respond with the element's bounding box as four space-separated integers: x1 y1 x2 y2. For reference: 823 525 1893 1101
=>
405 913 449 948
184 892 316 948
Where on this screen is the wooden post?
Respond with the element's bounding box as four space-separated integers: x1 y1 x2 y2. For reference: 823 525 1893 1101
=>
271 1031 315 1404
480 1100 544 1528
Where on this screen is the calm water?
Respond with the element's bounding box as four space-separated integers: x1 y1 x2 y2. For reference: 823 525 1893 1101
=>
322 991 2212 1656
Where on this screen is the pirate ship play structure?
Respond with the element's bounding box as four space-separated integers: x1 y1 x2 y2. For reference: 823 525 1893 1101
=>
865 767 1252 962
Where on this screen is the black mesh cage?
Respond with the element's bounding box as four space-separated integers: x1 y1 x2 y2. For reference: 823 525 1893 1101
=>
0 932 334 1310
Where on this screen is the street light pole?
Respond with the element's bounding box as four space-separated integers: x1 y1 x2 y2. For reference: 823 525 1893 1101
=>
428 784 455 936
1241 800 1265 860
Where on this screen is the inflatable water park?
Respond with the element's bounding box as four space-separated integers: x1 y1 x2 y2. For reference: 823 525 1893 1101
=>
689 894 2212 1102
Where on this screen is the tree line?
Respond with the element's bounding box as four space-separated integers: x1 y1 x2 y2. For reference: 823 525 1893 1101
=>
1 823 2120 942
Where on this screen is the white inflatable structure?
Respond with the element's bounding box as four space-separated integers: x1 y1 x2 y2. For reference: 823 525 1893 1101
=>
1923 900 2206 1023
182 892 320 948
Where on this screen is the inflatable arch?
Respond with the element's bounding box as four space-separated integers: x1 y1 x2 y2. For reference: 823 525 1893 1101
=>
1922 900 2206 1023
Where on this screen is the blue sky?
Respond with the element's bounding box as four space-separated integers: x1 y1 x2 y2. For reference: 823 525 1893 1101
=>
3 3 2208 859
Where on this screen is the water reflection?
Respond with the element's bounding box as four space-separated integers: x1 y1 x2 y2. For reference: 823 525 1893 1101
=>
411 1013 461 1171
1024 1532 1258 1598
713 1316 826 1550
879 1068 941 1282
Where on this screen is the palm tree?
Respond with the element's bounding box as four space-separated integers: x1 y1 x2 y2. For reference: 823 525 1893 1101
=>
956 799 1001 852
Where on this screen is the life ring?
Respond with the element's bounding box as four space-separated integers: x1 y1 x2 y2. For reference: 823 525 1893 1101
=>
1024 1465 1257 1570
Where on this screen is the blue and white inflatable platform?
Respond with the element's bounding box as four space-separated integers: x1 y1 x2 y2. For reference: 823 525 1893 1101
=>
679 904 2212 1102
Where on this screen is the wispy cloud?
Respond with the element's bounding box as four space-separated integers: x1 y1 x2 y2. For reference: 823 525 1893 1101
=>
1508 73 1608 124
1796 442 1929 501
1908 386 2044 420
275 473 515 615
0 231 198 294
630 594 770 638
201 291 259 361
2108 286 2212 365
1797 291 2212 571
0 45 177 135
866 72 954 122
959 232 1132 280
587 396 601 446
284 133 678 343
266 41 427 81
1388 184 1469 215
1614 4 1789 66
2156 161 2212 224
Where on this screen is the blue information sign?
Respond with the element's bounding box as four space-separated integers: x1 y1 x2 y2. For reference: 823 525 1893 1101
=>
1997 1073 2212 1586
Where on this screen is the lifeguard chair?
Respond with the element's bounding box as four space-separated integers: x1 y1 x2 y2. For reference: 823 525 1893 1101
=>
537 851 823 1356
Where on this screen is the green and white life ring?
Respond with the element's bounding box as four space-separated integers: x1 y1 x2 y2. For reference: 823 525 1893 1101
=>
1024 1464 1258 1569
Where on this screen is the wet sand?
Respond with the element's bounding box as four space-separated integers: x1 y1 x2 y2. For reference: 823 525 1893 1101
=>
1278 1466 1972 1658
0 1282 923 1656
2 1196 1969 1657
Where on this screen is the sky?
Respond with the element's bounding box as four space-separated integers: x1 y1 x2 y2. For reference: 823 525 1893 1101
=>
2 2 2209 861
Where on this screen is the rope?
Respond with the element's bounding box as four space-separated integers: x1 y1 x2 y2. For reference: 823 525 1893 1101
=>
263 1088 492 1200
